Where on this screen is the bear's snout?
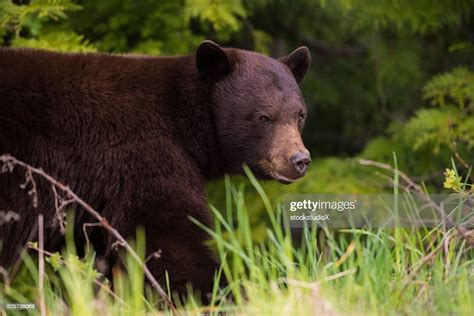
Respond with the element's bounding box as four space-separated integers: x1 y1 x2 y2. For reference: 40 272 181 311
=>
263 123 311 184
291 151 311 175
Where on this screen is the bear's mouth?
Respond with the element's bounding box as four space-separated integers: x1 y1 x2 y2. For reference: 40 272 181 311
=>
270 171 296 184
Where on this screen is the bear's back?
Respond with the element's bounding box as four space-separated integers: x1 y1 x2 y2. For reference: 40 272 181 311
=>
0 49 180 143
0 48 207 268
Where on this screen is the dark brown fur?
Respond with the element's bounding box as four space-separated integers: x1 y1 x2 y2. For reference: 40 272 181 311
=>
0 42 311 299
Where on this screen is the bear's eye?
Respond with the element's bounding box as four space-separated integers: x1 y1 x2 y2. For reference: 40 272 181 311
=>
259 115 270 123
298 113 305 122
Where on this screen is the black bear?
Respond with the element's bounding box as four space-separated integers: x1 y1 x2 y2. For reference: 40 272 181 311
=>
0 41 311 298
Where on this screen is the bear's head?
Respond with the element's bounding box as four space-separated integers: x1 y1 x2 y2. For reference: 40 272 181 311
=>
196 41 312 184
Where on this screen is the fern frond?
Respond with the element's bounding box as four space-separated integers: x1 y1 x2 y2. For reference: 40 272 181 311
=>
422 67 474 109
12 31 96 52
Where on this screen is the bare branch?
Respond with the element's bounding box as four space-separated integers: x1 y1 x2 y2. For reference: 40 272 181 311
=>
82 223 103 251
19 168 38 208
358 158 474 246
38 215 46 316
0 266 9 285
111 240 126 251
0 210 20 225
145 250 162 264
448 116 471 170
0 154 178 314
52 185 71 234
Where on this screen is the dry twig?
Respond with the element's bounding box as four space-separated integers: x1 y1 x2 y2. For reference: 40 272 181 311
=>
0 210 20 225
0 154 178 314
82 222 103 251
19 168 38 208
38 215 46 316
145 250 162 264
448 116 471 171
358 159 474 246
51 184 73 234
0 266 9 285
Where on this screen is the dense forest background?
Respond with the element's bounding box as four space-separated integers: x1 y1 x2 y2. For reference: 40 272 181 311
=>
1 0 473 206
1 2 474 314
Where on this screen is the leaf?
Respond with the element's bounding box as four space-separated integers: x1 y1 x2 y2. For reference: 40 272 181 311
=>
46 252 63 271
12 31 96 52
184 0 246 32
422 67 474 109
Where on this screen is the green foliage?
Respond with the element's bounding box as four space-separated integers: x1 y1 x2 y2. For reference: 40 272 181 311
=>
0 218 151 315
2 169 473 315
0 0 80 34
396 107 458 153
207 158 386 240
0 0 91 51
67 0 200 54
67 0 249 54
380 67 474 175
1 2 473 313
184 0 246 33
346 0 474 34
203 168 474 315
361 65 474 178
12 31 96 52
423 67 474 109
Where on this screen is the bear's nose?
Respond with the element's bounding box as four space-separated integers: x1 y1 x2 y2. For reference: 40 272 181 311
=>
291 152 311 175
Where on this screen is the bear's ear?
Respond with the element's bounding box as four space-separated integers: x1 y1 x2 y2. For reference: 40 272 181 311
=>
279 46 311 84
196 40 231 81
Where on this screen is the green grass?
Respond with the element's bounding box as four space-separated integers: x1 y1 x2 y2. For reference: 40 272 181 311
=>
1 164 473 315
